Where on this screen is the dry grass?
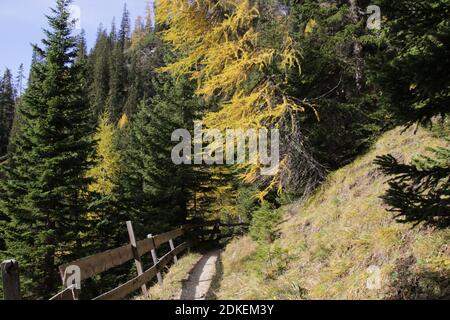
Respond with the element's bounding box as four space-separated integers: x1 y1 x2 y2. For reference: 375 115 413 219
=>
212 126 450 300
212 236 270 299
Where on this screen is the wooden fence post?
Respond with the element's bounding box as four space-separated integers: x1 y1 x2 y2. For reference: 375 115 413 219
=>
1 260 20 300
148 234 163 286
181 225 191 254
169 239 178 264
126 221 148 297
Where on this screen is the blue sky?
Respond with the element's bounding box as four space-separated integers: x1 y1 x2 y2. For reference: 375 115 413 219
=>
0 0 152 79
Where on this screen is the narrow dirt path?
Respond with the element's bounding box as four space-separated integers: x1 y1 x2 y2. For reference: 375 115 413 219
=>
178 250 221 300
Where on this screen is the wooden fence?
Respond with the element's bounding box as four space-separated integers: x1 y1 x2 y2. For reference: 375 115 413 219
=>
1 219 247 300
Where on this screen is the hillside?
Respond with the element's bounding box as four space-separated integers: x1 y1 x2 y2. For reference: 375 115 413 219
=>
149 125 449 300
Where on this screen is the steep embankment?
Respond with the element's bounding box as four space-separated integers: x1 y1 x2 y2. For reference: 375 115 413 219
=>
145 126 449 300
214 126 449 300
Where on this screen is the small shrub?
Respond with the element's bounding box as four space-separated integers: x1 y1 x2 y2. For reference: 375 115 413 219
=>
251 244 292 280
249 204 282 243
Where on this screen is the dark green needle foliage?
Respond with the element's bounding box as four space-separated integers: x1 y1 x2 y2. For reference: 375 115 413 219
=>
0 0 94 299
0 69 16 156
373 0 450 228
375 147 450 228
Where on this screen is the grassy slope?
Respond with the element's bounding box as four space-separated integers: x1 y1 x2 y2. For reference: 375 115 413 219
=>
214 126 449 300
137 126 449 300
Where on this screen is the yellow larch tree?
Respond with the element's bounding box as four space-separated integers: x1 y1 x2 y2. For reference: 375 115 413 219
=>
156 0 317 198
87 113 121 196
131 16 146 49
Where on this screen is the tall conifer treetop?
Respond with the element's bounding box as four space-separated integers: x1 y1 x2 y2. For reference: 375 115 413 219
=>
0 69 16 155
0 0 94 298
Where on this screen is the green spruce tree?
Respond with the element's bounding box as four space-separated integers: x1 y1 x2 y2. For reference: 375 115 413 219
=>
15 64 26 98
373 0 450 227
375 148 450 228
117 72 203 238
0 0 94 298
0 69 16 155
288 0 389 171
371 0 450 126
106 5 131 122
89 26 111 117
124 29 160 120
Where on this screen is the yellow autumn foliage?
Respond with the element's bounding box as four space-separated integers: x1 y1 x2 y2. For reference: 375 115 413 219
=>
131 16 146 50
304 18 317 35
87 113 121 196
156 0 309 197
118 113 129 129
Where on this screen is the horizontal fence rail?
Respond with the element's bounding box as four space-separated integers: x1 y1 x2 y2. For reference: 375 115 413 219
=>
2 219 248 300
57 224 204 283
93 242 190 300
58 219 226 300
59 243 137 282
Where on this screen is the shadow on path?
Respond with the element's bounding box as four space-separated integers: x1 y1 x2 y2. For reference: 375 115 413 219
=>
180 250 222 300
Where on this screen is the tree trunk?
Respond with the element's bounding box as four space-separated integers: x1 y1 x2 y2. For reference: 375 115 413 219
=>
349 0 364 92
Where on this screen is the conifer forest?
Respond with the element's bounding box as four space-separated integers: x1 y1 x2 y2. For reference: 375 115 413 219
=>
0 0 448 302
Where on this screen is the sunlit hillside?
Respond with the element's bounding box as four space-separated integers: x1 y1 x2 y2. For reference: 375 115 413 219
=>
154 126 449 300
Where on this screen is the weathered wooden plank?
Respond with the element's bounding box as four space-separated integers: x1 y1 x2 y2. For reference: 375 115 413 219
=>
1 260 20 300
153 242 189 275
136 238 155 257
59 244 134 281
60 248 123 282
93 242 189 300
215 233 234 241
59 240 156 282
49 285 78 301
58 221 214 283
153 228 184 248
